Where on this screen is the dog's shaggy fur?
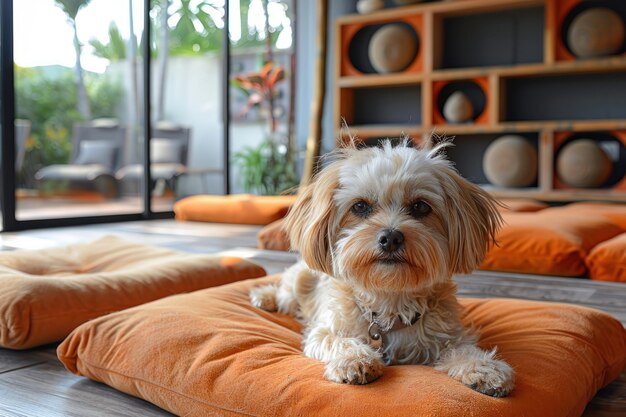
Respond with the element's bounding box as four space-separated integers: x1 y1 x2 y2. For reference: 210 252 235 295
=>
250 140 515 396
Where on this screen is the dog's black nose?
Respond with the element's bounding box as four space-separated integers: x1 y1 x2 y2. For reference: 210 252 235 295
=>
378 229 404 253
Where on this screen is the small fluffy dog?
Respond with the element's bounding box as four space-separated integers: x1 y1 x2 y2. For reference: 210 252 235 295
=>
250 140 514 397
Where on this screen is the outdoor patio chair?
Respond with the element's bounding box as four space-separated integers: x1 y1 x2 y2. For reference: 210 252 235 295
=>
116 123 191 196
35 119 127 198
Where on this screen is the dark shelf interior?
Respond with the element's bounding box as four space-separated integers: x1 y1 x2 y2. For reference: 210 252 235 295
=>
352 86 422 125
505 72 626 121
441 6 544 69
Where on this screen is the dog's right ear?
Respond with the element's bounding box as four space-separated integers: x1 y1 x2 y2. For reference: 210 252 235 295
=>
284 163 340 275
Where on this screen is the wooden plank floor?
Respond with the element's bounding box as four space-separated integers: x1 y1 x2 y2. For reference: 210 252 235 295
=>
0 220 625 416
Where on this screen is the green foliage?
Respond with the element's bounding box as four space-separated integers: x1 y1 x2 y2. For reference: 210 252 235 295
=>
53 0 92 20
89 22 127 60
232 138 297 195
15 66 123 189
168 0 224 55
88 76 124 118
91 0 289 59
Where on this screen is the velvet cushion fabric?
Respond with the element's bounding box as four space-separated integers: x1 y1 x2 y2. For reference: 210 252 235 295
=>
586 232 626 282
58 275 626 417
0 236 266 349
481 211 623 276
174 194 297 225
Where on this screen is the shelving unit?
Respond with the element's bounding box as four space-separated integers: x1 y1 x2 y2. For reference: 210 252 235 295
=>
334 0 626 202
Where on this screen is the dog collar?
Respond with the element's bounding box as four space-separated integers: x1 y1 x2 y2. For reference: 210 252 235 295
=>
359 306 421 351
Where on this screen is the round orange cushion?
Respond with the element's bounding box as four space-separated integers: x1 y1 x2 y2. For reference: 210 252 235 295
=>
58 275 626 417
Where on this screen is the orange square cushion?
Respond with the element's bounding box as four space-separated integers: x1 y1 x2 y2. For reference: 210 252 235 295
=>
497 198 548 213
0 236 266 349
481 211 623 276
58 275 626 417
257 218 290 251
542 202 626 230
587 232 626 283
174 194 297 225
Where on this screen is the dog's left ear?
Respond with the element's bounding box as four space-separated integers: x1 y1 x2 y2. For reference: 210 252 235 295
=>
435 165 502 274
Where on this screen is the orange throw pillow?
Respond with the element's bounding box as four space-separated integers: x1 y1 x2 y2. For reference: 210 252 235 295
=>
257 218 290 251
0 236 266 349
58 275 626 417
587 232 626 282
174 194 297 225
481 211 623 276
542 202 626 230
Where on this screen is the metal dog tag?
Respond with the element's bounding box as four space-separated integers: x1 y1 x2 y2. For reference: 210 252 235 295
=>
368 322 383 350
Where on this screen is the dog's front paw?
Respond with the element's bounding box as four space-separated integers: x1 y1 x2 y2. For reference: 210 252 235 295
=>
250 284 278 312
462 358 514 397
436 346 515 397
325 355 384 385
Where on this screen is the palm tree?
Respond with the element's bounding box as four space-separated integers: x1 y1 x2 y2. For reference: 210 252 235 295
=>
89 22 126 60
54 0 92 120
168 0 224 54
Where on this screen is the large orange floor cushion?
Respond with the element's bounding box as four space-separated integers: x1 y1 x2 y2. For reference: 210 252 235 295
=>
542 202 626 230
481 211 623 276
587 232 626 283
58 275 626 417
174 194 297 225
0 236 266 349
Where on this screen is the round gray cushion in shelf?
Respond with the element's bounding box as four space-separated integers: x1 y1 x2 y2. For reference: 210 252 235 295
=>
556 139 613 188
482 135 538 187
443 91 474 123
368 24 418 73
567 7 625 58
356 0 384 14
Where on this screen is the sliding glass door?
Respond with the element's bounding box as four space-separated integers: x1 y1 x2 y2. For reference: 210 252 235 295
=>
13 0 146 221
228 0 297 196
1 0 299 231
149 0 226 211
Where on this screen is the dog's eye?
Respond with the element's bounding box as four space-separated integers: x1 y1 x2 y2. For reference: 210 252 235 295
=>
351 200 372 217
410 200 431 219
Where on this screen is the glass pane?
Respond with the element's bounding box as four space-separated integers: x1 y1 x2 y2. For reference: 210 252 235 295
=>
229 0 297 196
14 0 145 220
150 0 226 211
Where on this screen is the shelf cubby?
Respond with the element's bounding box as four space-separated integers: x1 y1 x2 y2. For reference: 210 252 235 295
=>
432 77 490 125
443 133 540 188
552 0 626 62
504 72 626 122
553 131 626 191
437 6 544 69
340 13 423 77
